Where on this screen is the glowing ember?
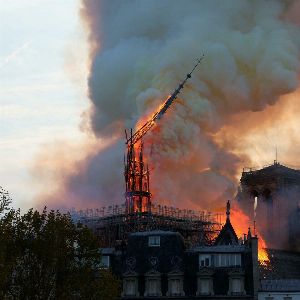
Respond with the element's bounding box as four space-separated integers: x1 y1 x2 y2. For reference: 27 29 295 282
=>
231 207 270 265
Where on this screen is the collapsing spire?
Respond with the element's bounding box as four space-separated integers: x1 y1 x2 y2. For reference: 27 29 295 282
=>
124 59 204 214
125 56 204 146
124 133 151 214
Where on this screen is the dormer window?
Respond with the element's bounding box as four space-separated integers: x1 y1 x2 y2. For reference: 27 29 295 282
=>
148 236 160 247
214 253 241 267
100 255 110 268
199 254 211 267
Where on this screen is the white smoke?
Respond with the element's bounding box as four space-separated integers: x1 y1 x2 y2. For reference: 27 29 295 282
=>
60 0 300 209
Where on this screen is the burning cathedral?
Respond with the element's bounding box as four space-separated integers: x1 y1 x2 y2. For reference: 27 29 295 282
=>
75 63 300 299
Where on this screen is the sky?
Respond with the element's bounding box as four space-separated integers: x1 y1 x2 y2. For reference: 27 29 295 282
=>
0 0 88 210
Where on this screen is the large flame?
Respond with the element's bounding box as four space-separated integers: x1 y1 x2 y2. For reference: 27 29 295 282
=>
134 95 172 132
135 96 270 266
231 207 270 265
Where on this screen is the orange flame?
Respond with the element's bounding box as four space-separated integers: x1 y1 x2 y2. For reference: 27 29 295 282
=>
134 96 270 266
135 95 172 133
231 207 270 265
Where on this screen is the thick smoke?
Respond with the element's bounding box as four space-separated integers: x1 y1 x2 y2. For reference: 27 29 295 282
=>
36 1 300 213
71 0 300 211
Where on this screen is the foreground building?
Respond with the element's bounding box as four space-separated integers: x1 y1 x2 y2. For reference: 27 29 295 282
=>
101 201 259 299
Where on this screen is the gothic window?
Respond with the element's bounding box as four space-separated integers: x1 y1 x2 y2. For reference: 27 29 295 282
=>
148 236 160 247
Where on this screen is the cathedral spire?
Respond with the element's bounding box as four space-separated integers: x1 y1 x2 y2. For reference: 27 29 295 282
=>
226 200 231 221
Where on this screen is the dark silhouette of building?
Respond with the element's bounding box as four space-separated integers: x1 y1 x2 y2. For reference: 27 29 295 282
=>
101 201 259 299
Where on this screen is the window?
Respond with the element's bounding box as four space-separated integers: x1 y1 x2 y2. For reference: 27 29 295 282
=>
145 276 161 297
235 254 241 266
125 279 136 296
221 254 226 266
199 254 211 267
148 279 159 296
213 254 241 267
100 255 110 268
265 297 274 300
200 279 210 295
283 297 292 300
214 254 219 267
232 278 242 294
148 236 160 247
170 279 181 295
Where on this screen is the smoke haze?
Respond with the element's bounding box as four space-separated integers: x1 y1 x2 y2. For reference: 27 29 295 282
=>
35 1 300 217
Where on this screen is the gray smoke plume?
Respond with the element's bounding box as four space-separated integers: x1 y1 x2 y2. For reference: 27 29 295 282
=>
54 0 300 210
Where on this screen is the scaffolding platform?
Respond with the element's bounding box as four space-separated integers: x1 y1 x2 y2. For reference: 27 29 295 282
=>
75 204 222 247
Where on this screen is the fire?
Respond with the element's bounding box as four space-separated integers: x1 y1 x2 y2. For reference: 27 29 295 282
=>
231 207 270 265
133 95 271 266
135 95 172 132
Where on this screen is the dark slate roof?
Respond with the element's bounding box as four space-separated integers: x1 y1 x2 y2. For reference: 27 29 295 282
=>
259 249 300 279
260 279 300 292
214 219 239 246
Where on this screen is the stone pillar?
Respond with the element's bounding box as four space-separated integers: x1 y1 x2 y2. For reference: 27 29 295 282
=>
196 268 214 296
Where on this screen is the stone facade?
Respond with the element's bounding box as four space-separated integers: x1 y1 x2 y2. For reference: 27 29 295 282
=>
237 162 300 251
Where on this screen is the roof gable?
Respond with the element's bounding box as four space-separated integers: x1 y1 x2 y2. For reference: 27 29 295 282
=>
214 219 239 245
214 200 238 246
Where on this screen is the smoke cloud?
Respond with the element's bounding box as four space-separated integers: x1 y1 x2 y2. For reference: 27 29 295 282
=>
36 1 300 215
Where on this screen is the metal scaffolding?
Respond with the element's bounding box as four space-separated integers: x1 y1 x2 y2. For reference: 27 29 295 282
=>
75 204 222 247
